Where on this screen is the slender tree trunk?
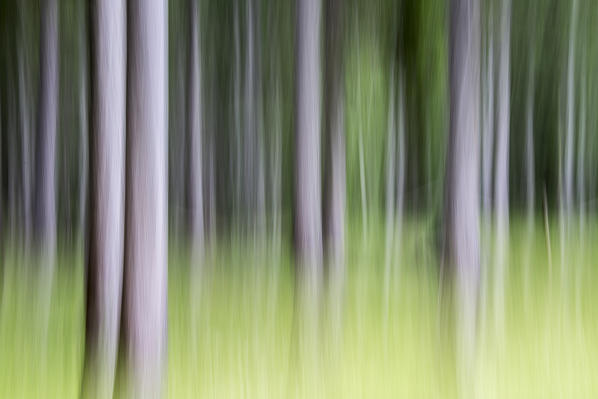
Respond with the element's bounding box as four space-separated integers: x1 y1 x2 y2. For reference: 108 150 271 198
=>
18 45 32 247
123 0 168 396
383 66 396 307
82 0 126 397
324 0 345 271
493 0 510 335
233 0 242 225
78 0 88 249
187 0 204 262
395 70 406 262
34 0 58 338
482 8 494 217
294 0 323 279
445 0 480 393
524 45 535 311
564 0 578 216
577 67 586 230
34 0 58 258
244 0 257 228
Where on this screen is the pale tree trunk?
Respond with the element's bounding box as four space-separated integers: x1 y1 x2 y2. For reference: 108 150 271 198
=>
244 0 257 228
577 67 586 230
564 0 578 217
34 0 58 335
575 64 586 323
482 6 494 217
78 0 88 249
35 0 59 254
233 0 242 224
395 70 406 269
295 0 323 282
81 0 126 397
187 0 204 263
560 0 578 295
18 43 32 248
493 0 510 335
294 2 323 388
383 66 396 313
123 0 168 396
324 0 345 275
524 46 535 310
446 0 480 394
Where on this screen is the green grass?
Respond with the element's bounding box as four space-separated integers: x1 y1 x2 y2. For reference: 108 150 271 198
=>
1 217 597 398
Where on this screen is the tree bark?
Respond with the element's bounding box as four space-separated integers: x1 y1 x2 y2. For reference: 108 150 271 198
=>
324 0 345 270
82 0 126 397
493 0 511 332
123 0 168 396
34 0 58 260
445 0 480 392
564 0 578 216
295 0 323 283
187 0 204 261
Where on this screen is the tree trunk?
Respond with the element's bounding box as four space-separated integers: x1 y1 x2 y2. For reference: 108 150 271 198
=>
187 0 204 262
493 0 511 332
445 0 480 393
82 0 126 396
295 0 323 283
324 0 345 270
564 0 578 216
34 0 58 260
482 7 494 217
34 0 59 338
123 0 168 396
18 45 32 247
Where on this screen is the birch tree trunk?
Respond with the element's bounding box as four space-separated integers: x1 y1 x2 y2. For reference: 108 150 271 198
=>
34 0 58 335
82 0 126 396
123 0 168 396
35 0 58 260
446 0 480 393
295 0 323 281
493 0 511 333
564 0 578 216
187 0 204 262
324 0 345 272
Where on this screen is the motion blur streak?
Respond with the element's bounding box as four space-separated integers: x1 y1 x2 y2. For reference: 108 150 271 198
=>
0 0 597 397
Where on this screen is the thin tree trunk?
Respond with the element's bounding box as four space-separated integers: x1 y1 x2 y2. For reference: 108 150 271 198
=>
482 7 494 217
294 0 323 282
123 0 168 396
18 44 32 247
82 0 126 396
34 0 59 338
564 0 578 216
34 0 58 256
324 0 345 270
445 0 480 394
493 0 511 334
524 44 535 311
77 3 88 250
383 65 396 325
188 0 204 262
395 69 406 262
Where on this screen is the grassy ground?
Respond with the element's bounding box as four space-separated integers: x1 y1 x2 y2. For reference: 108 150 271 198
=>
1 216 597 398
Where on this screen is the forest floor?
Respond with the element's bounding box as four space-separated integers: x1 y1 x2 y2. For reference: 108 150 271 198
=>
0 216 597 398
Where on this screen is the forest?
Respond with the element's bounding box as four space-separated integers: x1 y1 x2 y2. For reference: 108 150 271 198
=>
0 0 597 397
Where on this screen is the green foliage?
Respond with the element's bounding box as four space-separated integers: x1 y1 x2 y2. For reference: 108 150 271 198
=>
2 219 598 397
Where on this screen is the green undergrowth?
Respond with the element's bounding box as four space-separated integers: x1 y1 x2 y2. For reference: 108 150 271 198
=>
0 216 597 398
